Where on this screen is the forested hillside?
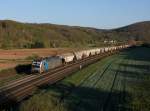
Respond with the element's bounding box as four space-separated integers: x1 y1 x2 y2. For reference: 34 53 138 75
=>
0 20 149 49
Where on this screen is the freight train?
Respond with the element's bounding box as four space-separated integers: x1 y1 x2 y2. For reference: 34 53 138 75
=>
32 45 130 73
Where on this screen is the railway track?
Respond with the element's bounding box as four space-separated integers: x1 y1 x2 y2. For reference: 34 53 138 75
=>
72 57 120 111
102 59 123 111
0 50 119 108
55 57 118 110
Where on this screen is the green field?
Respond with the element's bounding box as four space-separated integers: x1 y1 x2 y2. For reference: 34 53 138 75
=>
16 46 150 111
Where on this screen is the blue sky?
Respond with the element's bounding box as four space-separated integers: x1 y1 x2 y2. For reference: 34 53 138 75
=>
0 0 150 29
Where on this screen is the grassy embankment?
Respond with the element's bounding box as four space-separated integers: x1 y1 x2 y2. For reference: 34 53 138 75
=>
0 55 37 86
6 46 150 111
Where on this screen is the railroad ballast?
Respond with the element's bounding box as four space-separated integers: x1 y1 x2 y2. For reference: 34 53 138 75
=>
32 45 130 73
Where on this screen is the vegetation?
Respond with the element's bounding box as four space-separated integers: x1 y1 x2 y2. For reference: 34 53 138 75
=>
25 54 39 60
0 20 150 49
113 21 150 43
0 66 29 86
0 74 24 87
14 46 150 111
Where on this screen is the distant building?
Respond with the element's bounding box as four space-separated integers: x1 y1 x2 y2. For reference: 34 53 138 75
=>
104 40 117 44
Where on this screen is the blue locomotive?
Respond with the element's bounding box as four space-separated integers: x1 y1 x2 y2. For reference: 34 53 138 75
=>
32 56 63 73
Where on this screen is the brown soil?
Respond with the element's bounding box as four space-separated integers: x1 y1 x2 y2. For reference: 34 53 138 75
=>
0 48 76 60
0 48 79 79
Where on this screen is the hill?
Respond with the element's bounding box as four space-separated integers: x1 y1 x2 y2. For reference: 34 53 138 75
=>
112 21 150 42
0 20 150 49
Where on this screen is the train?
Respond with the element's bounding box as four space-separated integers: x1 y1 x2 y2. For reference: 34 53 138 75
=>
31 45 130 73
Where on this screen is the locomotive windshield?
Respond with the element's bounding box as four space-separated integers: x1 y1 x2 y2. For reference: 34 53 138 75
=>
32 65 40 68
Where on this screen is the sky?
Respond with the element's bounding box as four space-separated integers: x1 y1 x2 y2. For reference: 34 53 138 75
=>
0 0 150 29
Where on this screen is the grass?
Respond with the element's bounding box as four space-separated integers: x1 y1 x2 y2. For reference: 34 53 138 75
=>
0 68 27 87
0 74 25 87
25 54 39 60
4 46 150 111
0 64 31 86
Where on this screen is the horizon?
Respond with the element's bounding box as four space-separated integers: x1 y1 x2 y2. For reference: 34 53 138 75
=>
0 0 150 29
0 19 149 30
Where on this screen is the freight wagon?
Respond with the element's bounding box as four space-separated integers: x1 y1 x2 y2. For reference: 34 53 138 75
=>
59 53 75 63
104 47 109 52
89 49 97 56
82 50 90 58
95 48 101 54
100 48 105 53
74 51 84 60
